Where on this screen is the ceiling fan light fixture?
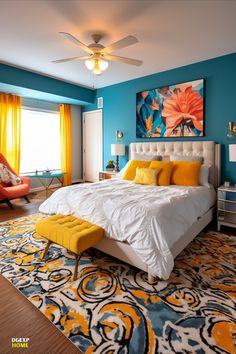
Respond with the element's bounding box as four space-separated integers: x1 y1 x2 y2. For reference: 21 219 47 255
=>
85 58 109 75
98 59 109 71
93 65 102 75
85 59 95 70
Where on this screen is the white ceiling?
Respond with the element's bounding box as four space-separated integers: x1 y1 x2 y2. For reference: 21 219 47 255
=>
0 0 236 89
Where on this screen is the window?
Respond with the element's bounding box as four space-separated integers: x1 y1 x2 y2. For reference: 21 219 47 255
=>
20 109 61 174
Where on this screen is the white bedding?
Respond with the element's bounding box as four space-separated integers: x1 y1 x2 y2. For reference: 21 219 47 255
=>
39 179 216 279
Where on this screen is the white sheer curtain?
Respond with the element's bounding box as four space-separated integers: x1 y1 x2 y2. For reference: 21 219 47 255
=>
20 109 61 173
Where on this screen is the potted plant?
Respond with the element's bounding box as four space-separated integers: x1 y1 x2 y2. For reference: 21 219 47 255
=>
106 160 115 171
224 176 231 187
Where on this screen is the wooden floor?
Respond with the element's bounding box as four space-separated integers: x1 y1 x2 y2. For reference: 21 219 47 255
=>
0 276 82 354
0 189 83 354
0 189 50 222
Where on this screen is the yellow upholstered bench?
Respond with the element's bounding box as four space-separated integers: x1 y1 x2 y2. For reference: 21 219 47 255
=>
36 214 104 280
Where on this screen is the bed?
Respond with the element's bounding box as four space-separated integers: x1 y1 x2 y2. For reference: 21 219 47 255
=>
39 141 221 283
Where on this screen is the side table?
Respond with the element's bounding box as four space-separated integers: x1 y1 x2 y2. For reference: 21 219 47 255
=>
217 185 236 231
28 172 66 197
99 171 119 181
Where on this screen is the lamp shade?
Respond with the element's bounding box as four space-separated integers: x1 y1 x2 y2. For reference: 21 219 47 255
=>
85 59 95 71
111 144 125 156
229 144 236 162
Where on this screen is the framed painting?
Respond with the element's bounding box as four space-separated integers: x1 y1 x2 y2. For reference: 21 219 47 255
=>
136 79 204 138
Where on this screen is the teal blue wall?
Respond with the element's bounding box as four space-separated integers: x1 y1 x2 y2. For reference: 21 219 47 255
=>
84 53 236 183
0 63 95 105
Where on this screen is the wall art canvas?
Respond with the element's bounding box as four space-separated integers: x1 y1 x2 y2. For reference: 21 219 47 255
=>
136 79 204 138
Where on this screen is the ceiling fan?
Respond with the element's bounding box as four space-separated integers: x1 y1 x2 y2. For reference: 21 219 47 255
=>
52 32 143 75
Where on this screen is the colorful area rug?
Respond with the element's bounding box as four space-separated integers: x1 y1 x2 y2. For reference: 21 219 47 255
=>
0 214 235 354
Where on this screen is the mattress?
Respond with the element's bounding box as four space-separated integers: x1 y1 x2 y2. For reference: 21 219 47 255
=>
39 179 216 279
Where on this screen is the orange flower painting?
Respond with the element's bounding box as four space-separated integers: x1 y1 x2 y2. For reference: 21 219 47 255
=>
136 79 204 138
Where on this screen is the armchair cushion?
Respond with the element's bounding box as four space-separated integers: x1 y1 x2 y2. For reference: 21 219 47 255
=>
0 163 21 186
0 154 30 204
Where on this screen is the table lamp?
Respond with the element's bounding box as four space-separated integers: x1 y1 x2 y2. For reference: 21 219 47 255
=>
111 144 125 172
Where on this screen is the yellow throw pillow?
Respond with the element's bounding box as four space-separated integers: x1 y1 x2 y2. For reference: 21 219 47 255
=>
170 161 201 186
122 160 151 180
133 167 159 186
149 161 174 186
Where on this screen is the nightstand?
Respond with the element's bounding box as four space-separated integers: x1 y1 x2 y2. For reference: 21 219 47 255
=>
217 185 236 231
99 171 118 181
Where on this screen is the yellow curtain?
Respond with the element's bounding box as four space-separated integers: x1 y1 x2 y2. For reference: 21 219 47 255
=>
0 93 21 173
60 104 72 186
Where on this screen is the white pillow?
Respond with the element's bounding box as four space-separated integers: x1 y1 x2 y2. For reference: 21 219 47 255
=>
170 155 203 162
0 163 21 186
131 153 161 161
199 164 211 187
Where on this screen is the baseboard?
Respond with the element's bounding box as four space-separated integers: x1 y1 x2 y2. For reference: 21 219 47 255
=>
72 178 84 184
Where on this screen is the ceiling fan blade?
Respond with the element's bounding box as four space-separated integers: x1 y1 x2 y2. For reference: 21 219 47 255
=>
101 35 138 54
103 54 142 66
59 32 93 54
52 55 92 63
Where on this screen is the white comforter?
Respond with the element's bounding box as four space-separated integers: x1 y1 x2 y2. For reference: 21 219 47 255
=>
39 179 216 279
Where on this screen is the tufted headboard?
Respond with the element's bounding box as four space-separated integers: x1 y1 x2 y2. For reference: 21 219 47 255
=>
129 141 221 189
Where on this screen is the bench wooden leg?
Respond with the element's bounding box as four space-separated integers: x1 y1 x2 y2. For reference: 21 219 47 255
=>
73 252 83 281
73 254 79 281
42 240 52 259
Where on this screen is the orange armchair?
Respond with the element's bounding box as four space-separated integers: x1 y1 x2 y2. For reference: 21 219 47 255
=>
0 153 30 209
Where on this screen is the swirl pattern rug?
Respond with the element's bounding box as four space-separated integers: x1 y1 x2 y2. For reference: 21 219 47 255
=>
0 214 235 354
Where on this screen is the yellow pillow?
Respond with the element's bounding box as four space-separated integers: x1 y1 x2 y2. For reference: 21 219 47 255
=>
133 167 159 186
170 161 201 186
122 160 151 180
149 161 174 186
